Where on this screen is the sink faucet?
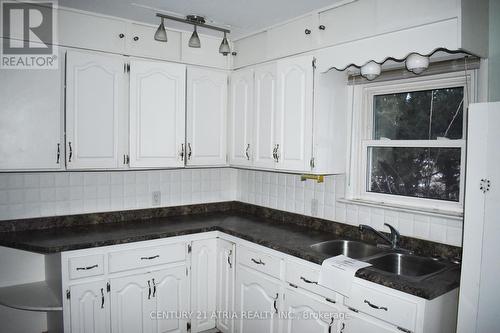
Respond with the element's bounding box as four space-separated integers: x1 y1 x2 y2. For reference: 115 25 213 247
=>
359 223 400 249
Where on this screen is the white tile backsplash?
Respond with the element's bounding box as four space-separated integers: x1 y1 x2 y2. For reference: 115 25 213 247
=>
0 167 463 246
0 168 237 221
236 169 463 246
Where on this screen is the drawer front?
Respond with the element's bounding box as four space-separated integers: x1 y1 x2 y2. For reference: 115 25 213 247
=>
69 254 104 280
237 245 282 278
108 243 186 273
345 283 417 331
285 260 338 301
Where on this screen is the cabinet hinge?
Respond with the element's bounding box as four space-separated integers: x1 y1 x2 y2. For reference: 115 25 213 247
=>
187 321 191 332
397 327 412 333
66 290 70 300
106 282 111 293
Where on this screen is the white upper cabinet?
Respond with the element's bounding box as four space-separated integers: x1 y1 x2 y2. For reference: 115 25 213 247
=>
253 64 278 169
181 32 230 69
66 51 126 169
59 9 127 54
229 68 254 167
275 55 314 172
186 68 228 166
129 60 186 168
126 23 181 61
0 54 63 171
266 14 318 59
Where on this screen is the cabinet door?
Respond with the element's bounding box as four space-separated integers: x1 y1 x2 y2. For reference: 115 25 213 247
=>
235 265 281 333
267 14 318 59
229 69 254 166
110 273 154 333
216 239 235 333
253 64 278 169
152 266 189 333
190 239 217 332
275 55 314 172
126 23 181 62
341 311 399 333
66 51 126 169
181 32 230 69
129 60 186 168
283 288 339 333
0 53 63 170
70 280 110 333
186 68 228 166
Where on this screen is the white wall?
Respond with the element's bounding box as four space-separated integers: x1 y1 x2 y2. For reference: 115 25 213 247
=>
236 169 463 247
0 168 237 221
489 0 500 102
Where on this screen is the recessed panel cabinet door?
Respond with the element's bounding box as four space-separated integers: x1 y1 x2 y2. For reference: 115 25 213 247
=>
129 60 186 168
229 69 254 166
253 64 278 169
66 51 126 169
341 311 399 333
190 239 217 332
235 265 280 333
110 273 154 333
186 68 228 166
216 239 235 333
275 55 314 172
0 53 63 170
70 280 110 333
152 266 189 333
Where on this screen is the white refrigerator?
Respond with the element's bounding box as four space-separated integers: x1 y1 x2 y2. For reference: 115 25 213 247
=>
457 102 500 332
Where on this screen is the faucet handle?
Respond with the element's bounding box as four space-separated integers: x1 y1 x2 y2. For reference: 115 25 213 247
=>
384 223 400 243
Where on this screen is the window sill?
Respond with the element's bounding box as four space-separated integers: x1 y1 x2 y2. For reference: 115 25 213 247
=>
337 198 463 220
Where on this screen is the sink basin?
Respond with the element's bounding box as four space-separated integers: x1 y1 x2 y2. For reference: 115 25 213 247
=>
310 240 385 260
366 253 448 279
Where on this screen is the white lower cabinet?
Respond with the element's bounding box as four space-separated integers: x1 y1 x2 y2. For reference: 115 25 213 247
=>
235 265 281 333
190 239 217 332
69 280 110 333
60 234 457 333
216 239 235 333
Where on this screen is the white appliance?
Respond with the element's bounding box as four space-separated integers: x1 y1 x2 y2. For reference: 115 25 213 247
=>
457 102 500 333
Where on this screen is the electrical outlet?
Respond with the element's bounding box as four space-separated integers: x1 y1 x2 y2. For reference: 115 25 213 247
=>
152 191 161 206
311 198 318 216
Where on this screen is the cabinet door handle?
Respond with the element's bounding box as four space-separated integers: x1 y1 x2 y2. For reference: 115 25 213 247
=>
148 280 151 299
68 142 73 162
187 143 192 160
227 251 232 269
275 144 280 162
56 143 60 164
251 258 265 265
152 278 156 298
76 264 98 271
328 318 334 333
364 299 388 311
305 29 311 35
273 293 278 313
118 33 125 38
180 144 185 161
245 144 250 160
140 255 160 260
272 145 277 160
133 36 139 41
300 276 318 284
101 288 105 309
319 25 326 30
340 322 345 333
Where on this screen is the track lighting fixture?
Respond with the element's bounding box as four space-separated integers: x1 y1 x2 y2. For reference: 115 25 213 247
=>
154 13 231 55
154 17 167 42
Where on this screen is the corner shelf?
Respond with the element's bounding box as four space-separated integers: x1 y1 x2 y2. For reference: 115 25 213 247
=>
0 281 62 312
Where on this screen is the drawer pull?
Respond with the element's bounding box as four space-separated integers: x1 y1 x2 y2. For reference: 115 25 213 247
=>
325 297 336 304
364 299 388 311
141 255 160 260
300 276 318 284
76 264 98 271
251 258 265 265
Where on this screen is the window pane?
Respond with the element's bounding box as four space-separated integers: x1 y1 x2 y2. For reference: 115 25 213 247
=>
373 87 464 140
368 147 461 202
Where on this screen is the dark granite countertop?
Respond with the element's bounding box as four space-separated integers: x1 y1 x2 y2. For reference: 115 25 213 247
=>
0 209 460 300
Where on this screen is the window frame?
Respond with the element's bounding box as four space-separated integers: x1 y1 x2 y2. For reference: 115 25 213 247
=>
347 71 476 214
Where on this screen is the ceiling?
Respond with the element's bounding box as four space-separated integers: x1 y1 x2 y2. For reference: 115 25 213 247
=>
58 0 344 39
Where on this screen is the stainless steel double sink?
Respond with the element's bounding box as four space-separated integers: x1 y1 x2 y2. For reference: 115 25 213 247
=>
310 240 449 281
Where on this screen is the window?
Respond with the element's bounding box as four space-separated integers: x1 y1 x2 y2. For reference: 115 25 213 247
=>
349 73 473 213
